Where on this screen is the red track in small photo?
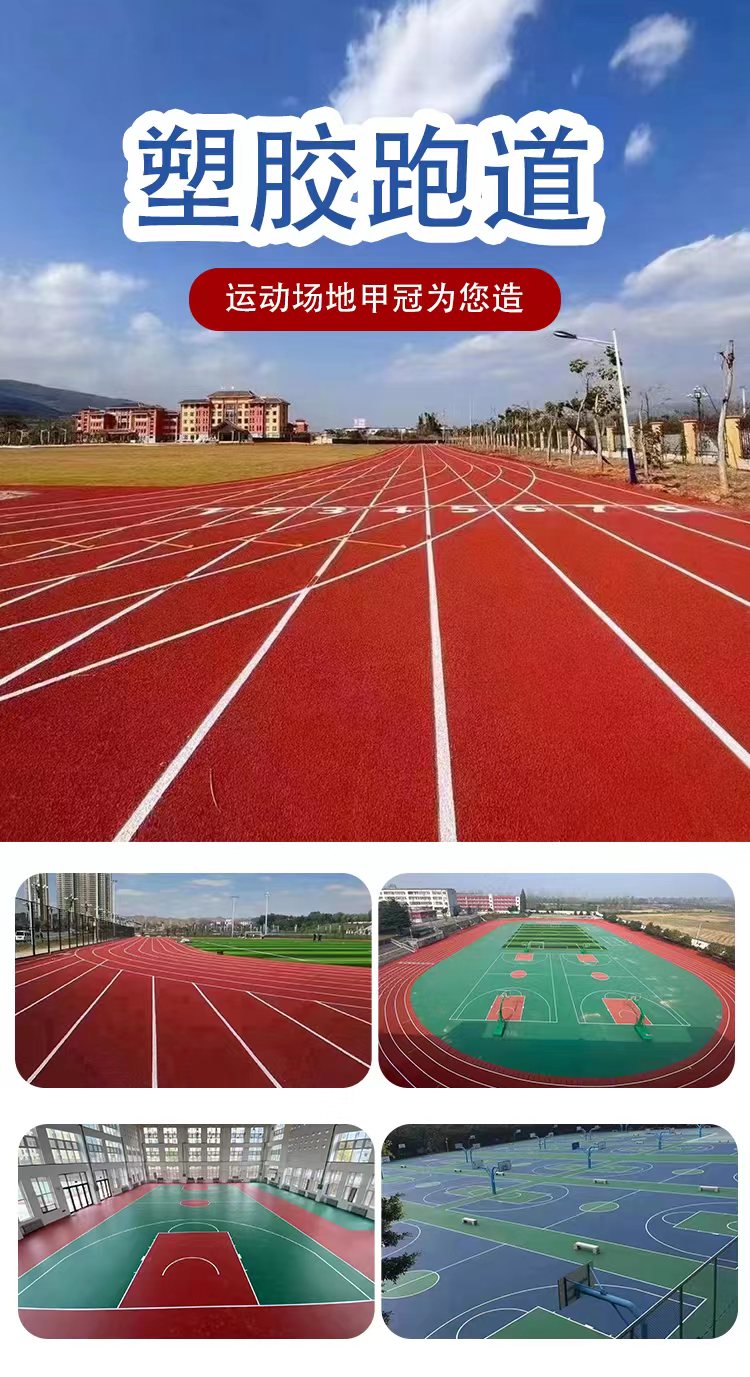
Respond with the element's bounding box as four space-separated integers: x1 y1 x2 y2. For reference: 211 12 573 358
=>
379 917 735 1088
15 936 371 1086
1 443 748 839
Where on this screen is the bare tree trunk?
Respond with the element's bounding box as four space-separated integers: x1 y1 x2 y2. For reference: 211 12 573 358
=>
716 339 735 498
638 399 649 482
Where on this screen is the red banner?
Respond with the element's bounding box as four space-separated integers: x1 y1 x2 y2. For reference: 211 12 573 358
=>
189 267 560 332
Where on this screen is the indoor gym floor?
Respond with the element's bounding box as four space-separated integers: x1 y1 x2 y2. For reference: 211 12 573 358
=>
19 1180 375 1337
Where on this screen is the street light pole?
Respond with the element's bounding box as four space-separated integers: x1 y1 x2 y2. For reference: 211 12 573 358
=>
553 328 638 483
611 329 637 485
230 894 238 938
264 890 270 936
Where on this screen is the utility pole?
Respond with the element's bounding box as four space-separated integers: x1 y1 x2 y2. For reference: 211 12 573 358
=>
230 895 238 937
264 890 270 936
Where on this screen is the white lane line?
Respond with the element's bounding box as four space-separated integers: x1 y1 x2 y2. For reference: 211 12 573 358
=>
421 450 457 841
151 976 158 1088
191 984 281 1087
245 991 370 1068
27 972 121 1084
315 1000 371 1025
443 453 750 773
16 964 100 1014
471 454 750 607
0 450 400 684
113 451 413 839
0 462 508 704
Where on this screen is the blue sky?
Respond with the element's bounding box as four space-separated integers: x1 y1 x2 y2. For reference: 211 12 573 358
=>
43 873 370 917
2 1 748 424
390 873 733 900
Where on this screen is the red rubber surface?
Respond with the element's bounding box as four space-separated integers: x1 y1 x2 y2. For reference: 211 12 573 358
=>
18 1183 159 1274
118 1232 258 1309
16 936 370 1087
19 1301 373 1338
379 916 734 1088
1 444 748 840
240 1184 375 1279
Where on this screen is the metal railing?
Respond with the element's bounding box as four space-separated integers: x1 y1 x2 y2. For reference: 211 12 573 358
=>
616 1236 738 1339
14 897 136 958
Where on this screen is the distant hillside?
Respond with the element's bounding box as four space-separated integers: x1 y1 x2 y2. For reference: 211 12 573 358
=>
0 379 138 419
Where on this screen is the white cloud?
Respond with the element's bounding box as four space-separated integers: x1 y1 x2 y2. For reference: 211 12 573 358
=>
610 13 693 87
570 65 584 89
189 878 232 887
624 123 655 165
0 261 273 406
330 0 539 121
383 229 750 403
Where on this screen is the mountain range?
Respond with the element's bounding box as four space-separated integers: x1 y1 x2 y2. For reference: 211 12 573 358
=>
0 379 137 419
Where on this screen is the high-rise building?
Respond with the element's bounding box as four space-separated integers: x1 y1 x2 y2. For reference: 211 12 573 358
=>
55 873 114 920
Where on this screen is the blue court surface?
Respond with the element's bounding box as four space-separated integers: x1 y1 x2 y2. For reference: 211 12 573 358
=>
382 1128 737 1339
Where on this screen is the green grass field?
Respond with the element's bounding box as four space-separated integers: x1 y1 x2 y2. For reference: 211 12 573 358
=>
189 936 371 967
0 442 386 487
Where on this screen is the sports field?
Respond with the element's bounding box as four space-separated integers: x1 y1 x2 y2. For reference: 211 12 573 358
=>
1 442 749 841
379 916 734 1087
382 1129 737 1339
189 936 371 966
0 442 378 487
19 1180 374 1338
16 934 371 1087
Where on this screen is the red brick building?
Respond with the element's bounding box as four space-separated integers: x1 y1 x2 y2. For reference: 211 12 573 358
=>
76 405 179 443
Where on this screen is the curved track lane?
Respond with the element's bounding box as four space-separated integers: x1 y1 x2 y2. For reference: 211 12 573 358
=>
16 936 371 1087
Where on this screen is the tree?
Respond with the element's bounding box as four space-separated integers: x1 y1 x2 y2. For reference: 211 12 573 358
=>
382 1193 419 1326
716 339 735 497
416 411 441 437
519 888 527 914
379 898 411 936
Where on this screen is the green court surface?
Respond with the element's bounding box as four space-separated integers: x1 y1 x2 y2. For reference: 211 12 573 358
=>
401 1201 735 1338
490 1308 603 1338
19 1185 373 1321
676 1212 737 1235
409 920 723 1077
189 937 371 967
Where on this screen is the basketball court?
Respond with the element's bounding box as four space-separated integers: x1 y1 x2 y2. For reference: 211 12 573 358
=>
20 1180 374 1337
400 919 731 1082
382 1128 737 1339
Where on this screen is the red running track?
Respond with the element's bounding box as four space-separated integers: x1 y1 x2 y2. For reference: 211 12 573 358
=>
15 936 371 1087
379 917 734 1089
1 444 748 839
